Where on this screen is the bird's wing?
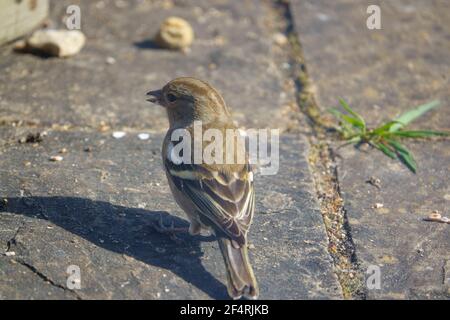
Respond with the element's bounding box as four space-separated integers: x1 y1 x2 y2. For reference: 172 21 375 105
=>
165 158 255 247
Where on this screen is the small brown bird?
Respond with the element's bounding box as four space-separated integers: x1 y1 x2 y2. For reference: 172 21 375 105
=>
146 77 259 299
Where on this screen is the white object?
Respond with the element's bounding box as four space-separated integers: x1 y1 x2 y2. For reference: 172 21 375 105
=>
112 131 126 139
137 133 150 140
49 155 63 162
106 56 116 64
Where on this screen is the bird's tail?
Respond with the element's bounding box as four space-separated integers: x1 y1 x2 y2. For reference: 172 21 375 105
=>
218 237 259 300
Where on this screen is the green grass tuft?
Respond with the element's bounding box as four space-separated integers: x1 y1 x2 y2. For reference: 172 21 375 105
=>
329 99 449 173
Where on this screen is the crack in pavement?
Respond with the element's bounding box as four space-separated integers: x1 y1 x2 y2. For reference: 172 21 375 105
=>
5 221 25 253
443 260 450 286
273 0 366 299
3 221 82 300
10 257 82 300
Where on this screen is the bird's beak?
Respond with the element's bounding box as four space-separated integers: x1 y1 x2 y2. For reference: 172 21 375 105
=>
146 89 163 105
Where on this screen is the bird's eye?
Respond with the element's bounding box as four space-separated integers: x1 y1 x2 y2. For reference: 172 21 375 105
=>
166 93 177 103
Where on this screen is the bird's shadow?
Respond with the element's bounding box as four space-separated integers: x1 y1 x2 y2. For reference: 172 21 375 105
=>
1 196 228 299
134 39 164 50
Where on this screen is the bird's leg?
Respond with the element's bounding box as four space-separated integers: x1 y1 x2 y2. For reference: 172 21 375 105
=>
152 214 189 242
188 220 202 236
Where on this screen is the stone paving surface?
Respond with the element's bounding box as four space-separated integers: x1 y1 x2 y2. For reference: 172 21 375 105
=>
0 0 341 299
2 0 449 300
292 0 450 298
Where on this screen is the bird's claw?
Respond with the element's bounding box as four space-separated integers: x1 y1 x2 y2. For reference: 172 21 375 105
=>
152 214 188 243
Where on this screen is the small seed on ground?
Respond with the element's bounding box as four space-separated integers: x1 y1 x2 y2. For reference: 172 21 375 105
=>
49 155 63 162
112 131 126 139
273 32 288 46
137 133 150 140
106 56 116 64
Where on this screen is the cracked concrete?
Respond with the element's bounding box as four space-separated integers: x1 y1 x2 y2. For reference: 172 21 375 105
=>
11 257 82 299
2 0 447 300
2 220 80 298
276 1 366 299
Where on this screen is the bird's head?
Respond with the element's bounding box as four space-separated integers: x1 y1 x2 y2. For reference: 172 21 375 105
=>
146 77 231 127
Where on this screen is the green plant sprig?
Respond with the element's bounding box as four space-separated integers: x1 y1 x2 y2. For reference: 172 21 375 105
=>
329 99 449 173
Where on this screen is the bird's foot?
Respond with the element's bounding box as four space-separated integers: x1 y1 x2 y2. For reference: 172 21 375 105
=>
152 214 189 243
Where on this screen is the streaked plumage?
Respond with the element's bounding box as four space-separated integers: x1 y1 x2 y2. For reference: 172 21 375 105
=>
146 77 259 299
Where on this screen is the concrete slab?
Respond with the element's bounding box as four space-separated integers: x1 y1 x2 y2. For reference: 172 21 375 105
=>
0 130 341 299
0 0 298 132
292 0 450 298
0 0 341 299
